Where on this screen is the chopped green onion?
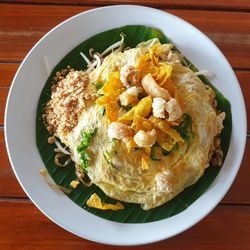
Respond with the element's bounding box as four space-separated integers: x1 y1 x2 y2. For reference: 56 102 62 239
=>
103 150 112 164
150 144 161 161
103 150 118 171
77 128 97 172
174 114 193 141
95 82 104 89
162 143 179 156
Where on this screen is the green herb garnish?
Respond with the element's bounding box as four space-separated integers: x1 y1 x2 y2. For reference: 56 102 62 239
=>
77 128 97 172
103 150 117 171
150 144 161 161
95 82 104 89
162 143 179 156
175 114 193 141
103 150 112 164
117 100 133 111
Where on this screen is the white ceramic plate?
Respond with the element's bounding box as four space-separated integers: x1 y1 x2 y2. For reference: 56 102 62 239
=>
5 5 246 246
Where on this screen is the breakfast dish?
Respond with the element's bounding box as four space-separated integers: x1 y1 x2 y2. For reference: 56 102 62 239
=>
42 34 226 210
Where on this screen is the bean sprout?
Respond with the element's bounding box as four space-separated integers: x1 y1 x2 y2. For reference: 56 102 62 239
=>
80 52 91 65
54 138 71 155
194 70 215 78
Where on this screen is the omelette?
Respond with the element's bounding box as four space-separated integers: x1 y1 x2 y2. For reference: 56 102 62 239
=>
44 37 225 210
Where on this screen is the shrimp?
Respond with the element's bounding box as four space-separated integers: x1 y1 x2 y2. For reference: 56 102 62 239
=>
165 98 183 122
152 97 167 118
107 122 134 140
120 65 139 88
141 73 170 100
134 129 156 147
119 86 143 106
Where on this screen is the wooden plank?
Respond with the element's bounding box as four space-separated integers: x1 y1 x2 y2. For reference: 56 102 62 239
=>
1 0 250 10
0 131 26 197
0 201 249 249
0 4 91 62
223 137 250 204
0 63 19 88
235 71 250 131
1 129 250 204
0 89 8 125
0 4 250 68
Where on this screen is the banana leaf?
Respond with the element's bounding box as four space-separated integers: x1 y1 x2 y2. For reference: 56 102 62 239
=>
36 25 232 223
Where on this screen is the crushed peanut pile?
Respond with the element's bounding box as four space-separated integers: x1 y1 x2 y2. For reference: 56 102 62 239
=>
44 70 90 134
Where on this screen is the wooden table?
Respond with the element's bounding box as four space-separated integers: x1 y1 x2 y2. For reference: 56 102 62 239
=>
0 1 250 249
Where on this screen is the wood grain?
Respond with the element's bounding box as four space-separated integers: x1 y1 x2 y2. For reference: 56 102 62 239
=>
0 89 8 125
223 138 250 204
0 201 249 249
0 63 19 88
0 4 250 68
0 4 91 62
1 129 250 203
0 131 26 197
1 0 250 10
235 71 250 131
